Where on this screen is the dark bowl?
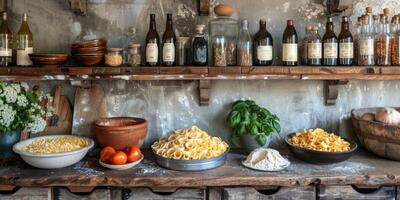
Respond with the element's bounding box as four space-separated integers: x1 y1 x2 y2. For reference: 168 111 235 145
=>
71 38 107 49
71 46 106 54
73 55 104 66
285 133 358 165
29 54 69 66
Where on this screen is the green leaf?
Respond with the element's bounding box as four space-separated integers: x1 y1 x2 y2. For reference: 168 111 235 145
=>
256 134 267 146
242 110 250 124
232 101 248 110
238 124 247 136
250 124 258 135
272 120 281 133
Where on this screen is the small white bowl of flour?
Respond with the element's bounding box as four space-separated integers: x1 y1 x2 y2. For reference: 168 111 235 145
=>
242 148 290 172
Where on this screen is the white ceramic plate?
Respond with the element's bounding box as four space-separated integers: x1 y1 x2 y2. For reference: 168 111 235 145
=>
241 159 290 172
13 135 94 169
99 155 144 170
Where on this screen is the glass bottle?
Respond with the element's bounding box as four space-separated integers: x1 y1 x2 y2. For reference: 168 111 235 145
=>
392 16 400 66
339 16 354 66
213 36 226 67
354 16 363 65
302 26 312 65
375 14 391 66
282 20 298 66
237 20 252 66
146 14 160 66
176 37 189 66
162 13 176 66
323 17 338 66
307 26 322 66
0 12 12 67
16 13 33 66
253 19 273 66
373 15 380 35
192 24 208 66
358 15 375 66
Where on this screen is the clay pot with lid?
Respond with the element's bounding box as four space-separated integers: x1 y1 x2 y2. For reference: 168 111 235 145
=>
92 117 147 150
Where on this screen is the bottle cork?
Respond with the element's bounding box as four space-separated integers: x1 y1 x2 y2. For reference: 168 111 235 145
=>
383 8 390 16
366 6 372 14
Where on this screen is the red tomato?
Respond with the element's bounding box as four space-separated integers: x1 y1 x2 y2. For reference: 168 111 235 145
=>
126 146 142 163
111 151 128 165
100 146 116 164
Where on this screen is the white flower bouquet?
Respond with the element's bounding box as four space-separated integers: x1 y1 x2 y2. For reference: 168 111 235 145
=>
0 82 53 134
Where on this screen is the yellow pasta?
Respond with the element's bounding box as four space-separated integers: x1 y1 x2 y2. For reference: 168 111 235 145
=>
151 126 229 160
24 137 89 154
288 128 350 152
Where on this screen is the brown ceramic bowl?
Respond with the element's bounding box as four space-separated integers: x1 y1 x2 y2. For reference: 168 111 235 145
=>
73 54 104 66
92 117 147 150
71 46 106 54
29 54 69 66
214 4 234 17
71 38 107 49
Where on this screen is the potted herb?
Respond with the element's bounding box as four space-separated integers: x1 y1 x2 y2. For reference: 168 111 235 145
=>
227 100 280 153
0 82 52 158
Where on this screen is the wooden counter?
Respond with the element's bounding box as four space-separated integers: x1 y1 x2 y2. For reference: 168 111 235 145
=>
0 149 399 189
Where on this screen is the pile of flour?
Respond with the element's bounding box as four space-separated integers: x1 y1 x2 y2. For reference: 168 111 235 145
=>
243 148 290 171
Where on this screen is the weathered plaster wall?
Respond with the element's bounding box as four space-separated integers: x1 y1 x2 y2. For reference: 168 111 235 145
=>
8 0 400 147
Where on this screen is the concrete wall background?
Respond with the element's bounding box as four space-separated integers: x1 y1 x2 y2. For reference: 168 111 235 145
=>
8 0 400 147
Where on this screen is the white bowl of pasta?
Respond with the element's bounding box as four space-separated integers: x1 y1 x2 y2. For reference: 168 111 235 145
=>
13 135 94 169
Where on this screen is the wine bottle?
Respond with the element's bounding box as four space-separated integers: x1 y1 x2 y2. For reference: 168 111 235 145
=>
192 24 208 66
146 14 160 66
308 26 322 66
0 12 12 67
16 13 33 66
253 19 273 66
162 13 176 66
339 16 354 66
282 20 298 66
323 17 338 66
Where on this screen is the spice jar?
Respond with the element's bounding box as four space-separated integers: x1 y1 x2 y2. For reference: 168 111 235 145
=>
127 43 141 67
105 48 123 67
176 37 190 66
213 36 227 67
375 14 391 66
392 16 400 66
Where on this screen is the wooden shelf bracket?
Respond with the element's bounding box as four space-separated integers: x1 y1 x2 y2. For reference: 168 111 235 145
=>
199 80 210 106
324 80 348 106
69 0 87 16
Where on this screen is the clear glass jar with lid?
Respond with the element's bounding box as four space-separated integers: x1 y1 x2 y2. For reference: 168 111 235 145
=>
213 36 227 66
127 43 141 66
105 48 123 67
209 4 238 66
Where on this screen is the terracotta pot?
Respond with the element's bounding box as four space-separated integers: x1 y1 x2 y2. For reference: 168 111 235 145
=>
92 117 147 150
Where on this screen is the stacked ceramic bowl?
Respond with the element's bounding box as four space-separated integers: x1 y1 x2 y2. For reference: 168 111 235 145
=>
71 38 107 66
29 53 69 67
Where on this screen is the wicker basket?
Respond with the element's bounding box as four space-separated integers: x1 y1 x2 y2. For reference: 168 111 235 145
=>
351 107 400 161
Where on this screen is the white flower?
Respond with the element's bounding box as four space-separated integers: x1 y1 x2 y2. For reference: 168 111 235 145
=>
1 85 18 103
16 95 28 107
10 83 21 94
27 117 47 133
0 104 16 128
20 82 29 91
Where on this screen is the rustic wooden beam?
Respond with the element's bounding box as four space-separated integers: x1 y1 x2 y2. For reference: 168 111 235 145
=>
324 80 349 105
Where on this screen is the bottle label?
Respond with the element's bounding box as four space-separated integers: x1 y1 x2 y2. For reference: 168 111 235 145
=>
359 39 374 56
162 42 175 62
257 45 273 61
282 43 298 62
308 43 322 59
0 48 11 57
339 42 354 59
17 47 33 66
323 42 338 59
146 43 158 63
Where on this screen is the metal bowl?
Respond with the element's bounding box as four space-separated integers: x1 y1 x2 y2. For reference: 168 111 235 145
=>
153 148 229 171
285 133 357 165
13 135 94 169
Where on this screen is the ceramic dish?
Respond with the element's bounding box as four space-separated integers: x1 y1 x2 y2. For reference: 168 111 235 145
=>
29 54 69 66
99 155 143 170
13 135 94 169
241 159 290 172
285 133 358 165
73 55 104 66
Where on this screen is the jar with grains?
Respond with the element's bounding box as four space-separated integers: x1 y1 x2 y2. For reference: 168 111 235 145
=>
105 48 123 67
375 14 391 66
391 16 400 66
176 37 190 66
127 43 141 66
358 15 375 66
213 36 227 67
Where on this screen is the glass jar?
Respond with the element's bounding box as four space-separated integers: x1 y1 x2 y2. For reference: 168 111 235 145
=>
237 20 252 66
375 14 391 66
391 16 400 66
176 37 190 66
105 48 123 67
127 43 141 67
358 15 375 66
213 36 227 67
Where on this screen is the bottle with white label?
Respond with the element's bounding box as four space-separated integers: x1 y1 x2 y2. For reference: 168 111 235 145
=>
339 16 354 66
16 13 33 66
282 20 298 66
0 12 12 67
322 17 338 66
358 15 375 66
253 19 273 66
162 13 176 66
308 26 322 66
146 14 160 66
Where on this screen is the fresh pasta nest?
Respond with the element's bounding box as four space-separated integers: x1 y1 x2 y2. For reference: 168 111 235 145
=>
288 128 351 152
151 126 229 160
24 136 90 154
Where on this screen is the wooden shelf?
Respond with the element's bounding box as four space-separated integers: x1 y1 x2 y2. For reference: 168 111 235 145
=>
0 66 399 81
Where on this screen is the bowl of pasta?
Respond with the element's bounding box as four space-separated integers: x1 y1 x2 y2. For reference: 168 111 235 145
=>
13 135 94 169
151 126 230 171
285 129 358 165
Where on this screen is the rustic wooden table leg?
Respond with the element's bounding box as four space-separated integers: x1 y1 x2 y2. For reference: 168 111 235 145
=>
208 187 223 200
